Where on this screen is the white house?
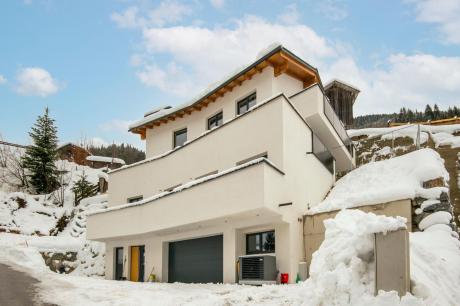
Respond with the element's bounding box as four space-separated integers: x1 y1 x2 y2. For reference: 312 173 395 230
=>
86 45 356 284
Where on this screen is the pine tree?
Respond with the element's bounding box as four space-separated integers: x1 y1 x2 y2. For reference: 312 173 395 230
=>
424 104 434 120
433 104 440 120
71 173 97 205
22 108 59 194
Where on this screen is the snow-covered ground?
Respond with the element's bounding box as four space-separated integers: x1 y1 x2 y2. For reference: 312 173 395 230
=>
4 209 459 306
349 124 460 148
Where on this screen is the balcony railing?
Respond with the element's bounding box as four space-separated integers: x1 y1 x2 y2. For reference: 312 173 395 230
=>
312 133 334 173
323 96 354 156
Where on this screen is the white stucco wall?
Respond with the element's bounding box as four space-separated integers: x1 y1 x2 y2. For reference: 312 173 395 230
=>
145 67 275 157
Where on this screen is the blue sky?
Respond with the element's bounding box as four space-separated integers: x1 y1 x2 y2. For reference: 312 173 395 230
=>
1 0 459 148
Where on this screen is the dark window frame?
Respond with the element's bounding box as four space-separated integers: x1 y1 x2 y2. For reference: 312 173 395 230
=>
173 128 188 148
236 92 257 115
246 230 275 255
207 111 223 130
128 195 143 203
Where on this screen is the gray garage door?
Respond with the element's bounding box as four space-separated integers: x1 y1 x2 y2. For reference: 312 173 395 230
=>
168 235 223 283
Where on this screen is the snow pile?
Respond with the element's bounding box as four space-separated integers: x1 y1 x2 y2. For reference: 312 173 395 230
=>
299 210 420 305
310 148 448 213
410 228 460 305
431 132 460 148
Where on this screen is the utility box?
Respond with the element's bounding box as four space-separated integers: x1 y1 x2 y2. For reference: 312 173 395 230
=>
238 255 277 285
374 229 410 296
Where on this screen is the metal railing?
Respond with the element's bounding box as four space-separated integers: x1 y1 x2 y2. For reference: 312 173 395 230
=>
323 97 354 156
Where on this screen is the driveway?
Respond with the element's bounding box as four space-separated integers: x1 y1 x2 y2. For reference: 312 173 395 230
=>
0 263 52 306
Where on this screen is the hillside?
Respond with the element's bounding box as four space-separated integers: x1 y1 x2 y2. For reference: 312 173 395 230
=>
349 124 460 227
0 157 107 277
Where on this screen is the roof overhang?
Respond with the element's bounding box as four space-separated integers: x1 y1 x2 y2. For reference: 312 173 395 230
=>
129 46 321 139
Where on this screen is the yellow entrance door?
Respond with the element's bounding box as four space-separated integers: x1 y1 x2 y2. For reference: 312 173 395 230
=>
130 246 139 281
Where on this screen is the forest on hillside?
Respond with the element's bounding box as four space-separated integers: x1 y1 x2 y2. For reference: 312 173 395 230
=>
353 104 460 128
88 143 145 165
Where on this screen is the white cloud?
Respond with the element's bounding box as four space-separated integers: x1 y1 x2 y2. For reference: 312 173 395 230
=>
138 15 336 96
88 137 110 147
409 0 460 44
325 53 460 115
111 1 192 29
0 74 6 85
316 0 348 21
209 0 224 9
277 4 300 25
99 119 134 133
15 67 59 97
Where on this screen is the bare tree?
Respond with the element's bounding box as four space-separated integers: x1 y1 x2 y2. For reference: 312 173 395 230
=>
0 139 29 191
52 160 73 207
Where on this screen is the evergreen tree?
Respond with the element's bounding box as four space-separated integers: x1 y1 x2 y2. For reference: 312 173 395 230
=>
22 108 59 194
433 104 440 120
424 104 434 120
71 173 97 205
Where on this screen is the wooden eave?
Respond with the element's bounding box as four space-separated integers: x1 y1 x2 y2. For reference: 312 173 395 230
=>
131 47 321 139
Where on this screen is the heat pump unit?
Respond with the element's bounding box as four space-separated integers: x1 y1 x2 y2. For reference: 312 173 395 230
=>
238 255 277 285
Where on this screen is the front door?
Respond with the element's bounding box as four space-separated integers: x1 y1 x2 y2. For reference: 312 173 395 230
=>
115 247 124 280
130 245 145 282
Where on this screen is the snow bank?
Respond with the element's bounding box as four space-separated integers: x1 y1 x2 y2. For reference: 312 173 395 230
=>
410 228 460 305
310 148 448 213
431 132 460 148
349 124 460 148
300 210 416 305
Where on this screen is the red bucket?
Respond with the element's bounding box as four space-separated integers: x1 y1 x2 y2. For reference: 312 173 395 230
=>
280 273 289 284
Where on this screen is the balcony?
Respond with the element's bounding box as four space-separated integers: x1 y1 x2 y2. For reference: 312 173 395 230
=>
86 159 285 240
289 84 355 172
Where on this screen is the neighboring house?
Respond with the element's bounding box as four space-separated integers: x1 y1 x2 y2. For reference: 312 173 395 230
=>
57 143 91 166
86 45 356 284
86 155 126 170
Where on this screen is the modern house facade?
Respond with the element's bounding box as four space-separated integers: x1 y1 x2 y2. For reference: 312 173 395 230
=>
86 45 356 284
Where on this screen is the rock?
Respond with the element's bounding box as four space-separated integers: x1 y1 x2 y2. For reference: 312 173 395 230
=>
423 201 452 213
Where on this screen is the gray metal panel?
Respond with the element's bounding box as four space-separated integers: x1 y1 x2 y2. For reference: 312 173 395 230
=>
168 235 223 283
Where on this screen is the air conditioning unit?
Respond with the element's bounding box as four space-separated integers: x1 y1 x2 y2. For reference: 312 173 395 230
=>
238 254 277 285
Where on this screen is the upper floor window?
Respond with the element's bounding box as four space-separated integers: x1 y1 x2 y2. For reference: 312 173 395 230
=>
237 92 256 115
173 128 187 148
207 111 223 130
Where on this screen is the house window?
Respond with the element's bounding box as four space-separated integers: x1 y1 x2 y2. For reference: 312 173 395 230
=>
237 92 256 115
173 128 187 148
246 231 275 254
207 111 223 130
128 196 143 203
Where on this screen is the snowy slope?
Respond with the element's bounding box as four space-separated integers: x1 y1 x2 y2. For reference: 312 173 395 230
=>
310 148 448 213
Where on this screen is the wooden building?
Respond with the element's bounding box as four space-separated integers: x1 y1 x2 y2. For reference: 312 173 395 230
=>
324 79 360 129
86 155 126 170
57 143 91 166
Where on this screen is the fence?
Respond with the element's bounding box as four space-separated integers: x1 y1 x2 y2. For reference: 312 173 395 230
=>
352 124 425 166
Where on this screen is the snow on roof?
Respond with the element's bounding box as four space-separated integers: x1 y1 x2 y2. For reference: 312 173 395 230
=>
143 105 172 117
324 78 360 92
309 148 449 214
86 155 125 165
129 44 319 131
